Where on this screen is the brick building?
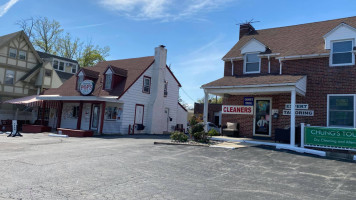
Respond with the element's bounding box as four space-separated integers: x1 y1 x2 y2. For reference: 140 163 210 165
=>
201 16 356 144
194 103 222 126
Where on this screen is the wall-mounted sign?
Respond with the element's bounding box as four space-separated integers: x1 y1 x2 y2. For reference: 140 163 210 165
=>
283 110 314 116
305 126 356 149
80 80 95 96
285 104 309 110
222 105 253 115
244 97 254 106
272 109 279 115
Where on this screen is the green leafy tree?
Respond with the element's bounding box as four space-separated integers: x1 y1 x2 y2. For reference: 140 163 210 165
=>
57 33 83 60
78 41 110 67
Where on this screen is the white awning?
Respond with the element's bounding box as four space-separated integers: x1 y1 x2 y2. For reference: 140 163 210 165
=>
37 95 124 103
2 95 39 104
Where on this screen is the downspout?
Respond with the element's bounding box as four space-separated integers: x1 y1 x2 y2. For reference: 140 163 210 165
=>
279 58 283 75
230 59 234 76
268 55 271 74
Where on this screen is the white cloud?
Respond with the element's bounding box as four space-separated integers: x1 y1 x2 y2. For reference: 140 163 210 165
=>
0 0 19 17
98 0 232 21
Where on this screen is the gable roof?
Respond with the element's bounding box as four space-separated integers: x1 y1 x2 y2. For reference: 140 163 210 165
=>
223 16 356 59
43 56 155 97
36 51 79 64
0 31 43 63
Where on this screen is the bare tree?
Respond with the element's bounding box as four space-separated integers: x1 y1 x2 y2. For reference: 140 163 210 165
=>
15 17 35 41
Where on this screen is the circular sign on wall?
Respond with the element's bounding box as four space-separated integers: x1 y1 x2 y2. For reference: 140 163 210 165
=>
80 80 95 96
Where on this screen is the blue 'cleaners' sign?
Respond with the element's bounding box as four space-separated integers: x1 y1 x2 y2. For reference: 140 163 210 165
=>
244 97 254 106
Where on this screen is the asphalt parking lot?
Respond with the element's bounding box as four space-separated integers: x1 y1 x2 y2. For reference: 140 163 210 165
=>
0 133 355 200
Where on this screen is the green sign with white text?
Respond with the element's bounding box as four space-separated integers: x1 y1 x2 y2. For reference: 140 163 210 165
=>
305 126 356 149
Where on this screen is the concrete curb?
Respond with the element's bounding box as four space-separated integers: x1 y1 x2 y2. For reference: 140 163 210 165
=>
153 141 209 147
49 134 68 138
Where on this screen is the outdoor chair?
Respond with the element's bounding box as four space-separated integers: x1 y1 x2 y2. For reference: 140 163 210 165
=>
222 122 239 137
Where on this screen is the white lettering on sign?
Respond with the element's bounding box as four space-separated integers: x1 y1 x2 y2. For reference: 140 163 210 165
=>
285 104 309 110
222 105 253 115
283 110 314 116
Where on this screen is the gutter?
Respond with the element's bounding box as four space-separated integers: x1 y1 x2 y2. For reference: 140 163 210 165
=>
276 53 329 60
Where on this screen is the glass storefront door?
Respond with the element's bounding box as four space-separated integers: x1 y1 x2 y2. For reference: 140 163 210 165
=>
254 99 271 136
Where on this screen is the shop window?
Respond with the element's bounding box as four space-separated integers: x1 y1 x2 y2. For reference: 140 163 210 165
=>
9 48 17 58
330 40 354 66
143 76 151 94
164 80 168 97
37 108 50 121
244 53 260 74
105 72 112 90
105 106 122 120
19 51 27 60
5 70 15 85
328 95 354 127
72 106 80 118
53 60 59 70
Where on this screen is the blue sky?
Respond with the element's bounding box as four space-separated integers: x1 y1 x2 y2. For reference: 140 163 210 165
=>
1 0 355 108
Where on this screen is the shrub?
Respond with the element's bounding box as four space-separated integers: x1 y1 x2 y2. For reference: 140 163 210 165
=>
208 129 220 137
189 116 198 126
189 124 204 135
170 131 188 142
193 131 209 143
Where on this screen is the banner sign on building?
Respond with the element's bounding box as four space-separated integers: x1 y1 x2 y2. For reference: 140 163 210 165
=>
244 97 254 106
283 110 314 116
222 105 253 115
305 126 356 149
285 104 309 109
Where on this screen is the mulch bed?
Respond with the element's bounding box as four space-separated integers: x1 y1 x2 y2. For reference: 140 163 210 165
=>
154 140 222 147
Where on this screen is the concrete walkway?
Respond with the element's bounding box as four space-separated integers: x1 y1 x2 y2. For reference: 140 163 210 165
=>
211 136 327 157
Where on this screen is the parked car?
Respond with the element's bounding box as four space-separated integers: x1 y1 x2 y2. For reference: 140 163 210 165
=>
198 122 220 133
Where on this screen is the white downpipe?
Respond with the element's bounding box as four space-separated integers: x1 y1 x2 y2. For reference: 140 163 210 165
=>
279 58 283 75
300 123 305 148
290 90 296 146
268 55 271 74
230 59 234 76
203 90 209 132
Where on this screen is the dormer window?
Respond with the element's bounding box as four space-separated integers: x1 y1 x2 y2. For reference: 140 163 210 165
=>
77 72 84 90
330 40 354 66
105 69 113 90
244 53 260 74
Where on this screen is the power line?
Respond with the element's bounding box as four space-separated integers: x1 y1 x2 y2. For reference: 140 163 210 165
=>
180 87 195 102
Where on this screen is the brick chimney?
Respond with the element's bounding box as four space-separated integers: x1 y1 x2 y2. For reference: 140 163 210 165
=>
239 23 256 39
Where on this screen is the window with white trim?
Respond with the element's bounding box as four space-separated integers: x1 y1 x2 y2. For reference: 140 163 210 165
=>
9 48 17 58
244 53 260 73
53 60 59 70
330 40 354 66
5 70 15 85
143 76 151 94
59 61 64 71
19 51 27 60
77 73 84 90
105 71 112 90
328 95 354 127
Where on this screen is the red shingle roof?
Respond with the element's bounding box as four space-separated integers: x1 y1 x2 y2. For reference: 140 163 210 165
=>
44 56 155 97
223 16 356 59
202 75 305 88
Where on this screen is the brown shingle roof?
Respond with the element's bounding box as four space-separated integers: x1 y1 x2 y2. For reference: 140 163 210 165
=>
110 66 128 77
202 75 305 88
223 16 356 59
44 56 155 97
